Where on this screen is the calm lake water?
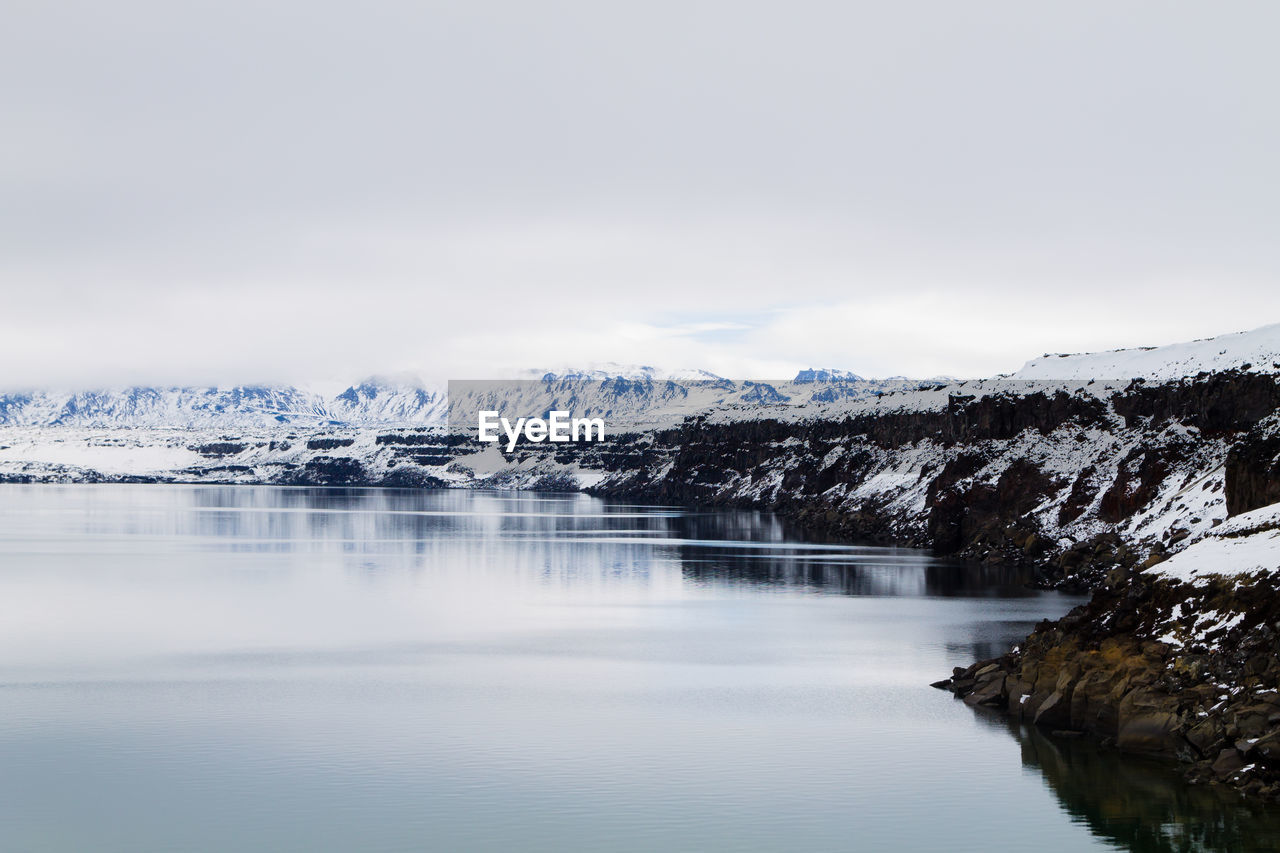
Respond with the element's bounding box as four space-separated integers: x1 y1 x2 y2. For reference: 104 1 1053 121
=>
1 485 1277 852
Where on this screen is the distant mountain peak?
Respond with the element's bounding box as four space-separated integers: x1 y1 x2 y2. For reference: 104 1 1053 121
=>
529 363 728 383
793 368 865 383
0 379 447 430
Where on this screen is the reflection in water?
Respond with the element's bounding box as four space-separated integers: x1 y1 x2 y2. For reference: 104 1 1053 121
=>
23 485 1041 602
971 711 1280 851
1 484 1267 852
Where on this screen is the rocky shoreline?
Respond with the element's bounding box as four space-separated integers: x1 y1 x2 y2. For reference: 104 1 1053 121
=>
934 508 1280 801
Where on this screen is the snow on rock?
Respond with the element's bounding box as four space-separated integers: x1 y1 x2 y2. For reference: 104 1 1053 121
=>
1215 502 1280 538
1149 501 1280 584
1013 323 1280 381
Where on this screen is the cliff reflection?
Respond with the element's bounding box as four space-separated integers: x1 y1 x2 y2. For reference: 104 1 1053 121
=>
179 487 1036 599
25 484 1063 601
975 713 1280 851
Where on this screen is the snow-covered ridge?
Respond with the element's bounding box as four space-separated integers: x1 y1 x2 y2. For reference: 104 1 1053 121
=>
526 364 730 383
0 369 898 431
794 368 866 383
0 380 447 430
4 323 1279 430
1150 502 1280 585
1013 323 1280 381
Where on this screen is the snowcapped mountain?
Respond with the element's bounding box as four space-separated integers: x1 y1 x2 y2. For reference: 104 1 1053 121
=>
793 368 866 383
0 370 889 431
0 386 330 429
19 319 1280 432
527 364 730 383
0 380 446 429
446 368 911 431
1013 323 1280 380
329 376 447 425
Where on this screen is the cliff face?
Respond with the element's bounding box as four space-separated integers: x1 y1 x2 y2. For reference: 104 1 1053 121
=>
937 571 1280 799
1226 416 1280 517
594 373 1280 587
934 499 1280 800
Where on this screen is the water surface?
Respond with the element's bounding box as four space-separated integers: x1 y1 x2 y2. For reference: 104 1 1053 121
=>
0 485 1275 851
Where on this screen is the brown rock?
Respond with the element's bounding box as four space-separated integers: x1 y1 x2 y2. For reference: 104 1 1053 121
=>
1004 677 1031 718
1212 748 1246 778
1068 669 1120 736
1233 707 1272 740
974 663 1001 679
1253 731 1280 764
1034 690 1073 729
1187 718 1227 757
1117 711 1183 754
964 674 1006 707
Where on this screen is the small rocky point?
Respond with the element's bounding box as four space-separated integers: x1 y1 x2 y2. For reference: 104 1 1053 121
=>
935 566 1280 801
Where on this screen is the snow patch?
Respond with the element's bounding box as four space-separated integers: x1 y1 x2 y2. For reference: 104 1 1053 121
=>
1013 323 1280 381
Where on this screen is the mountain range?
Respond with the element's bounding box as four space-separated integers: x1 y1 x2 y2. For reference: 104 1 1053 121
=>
0 369 904 430
3 322 1279 430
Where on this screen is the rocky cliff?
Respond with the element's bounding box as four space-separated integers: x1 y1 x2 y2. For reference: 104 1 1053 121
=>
934 504 1280 800
593 372 1280 588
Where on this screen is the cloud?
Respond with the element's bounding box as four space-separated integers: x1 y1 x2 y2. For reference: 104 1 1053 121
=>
1 2 1278 387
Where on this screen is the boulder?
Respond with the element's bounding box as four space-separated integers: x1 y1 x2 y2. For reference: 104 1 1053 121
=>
1212 748 1246 778
1068 669 1120 736
1004 677 1032 718
1231 706 1273 740
1252 731 1280 764
1187 718 1227 758
1117 711 1183 754
1034 690 1073 729
964 674 1007 707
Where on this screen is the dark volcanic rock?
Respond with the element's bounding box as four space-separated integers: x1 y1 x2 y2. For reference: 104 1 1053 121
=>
1226 419 1280 517
290 456 368 486
935 569 1280 802
306 437 355 450
191 442 248 457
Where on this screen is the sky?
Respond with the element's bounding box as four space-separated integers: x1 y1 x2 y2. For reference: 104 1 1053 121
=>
2 1 1278 388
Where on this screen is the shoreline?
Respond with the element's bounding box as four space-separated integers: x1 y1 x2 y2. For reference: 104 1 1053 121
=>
934 511 1280 802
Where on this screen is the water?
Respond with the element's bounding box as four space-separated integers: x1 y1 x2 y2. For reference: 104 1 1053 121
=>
0 485 1276 852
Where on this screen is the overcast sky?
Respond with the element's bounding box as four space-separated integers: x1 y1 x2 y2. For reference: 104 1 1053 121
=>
2 1 1277 388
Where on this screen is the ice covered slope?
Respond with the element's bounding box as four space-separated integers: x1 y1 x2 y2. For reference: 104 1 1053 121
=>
1014 323 1280 381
